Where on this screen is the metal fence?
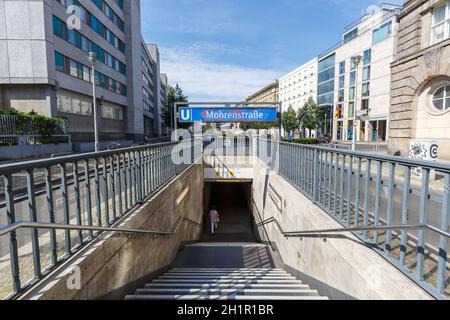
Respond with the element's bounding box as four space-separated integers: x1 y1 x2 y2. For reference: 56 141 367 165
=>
257 138 449 300
0 114 70 146
204 135 253 156
0 139 201 299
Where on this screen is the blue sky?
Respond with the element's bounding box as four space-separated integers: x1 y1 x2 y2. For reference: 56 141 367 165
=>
141 0 402 101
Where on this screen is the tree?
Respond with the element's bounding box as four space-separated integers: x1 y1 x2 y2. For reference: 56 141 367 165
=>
297 97 323 136
163 83 189 129
281 106 297 136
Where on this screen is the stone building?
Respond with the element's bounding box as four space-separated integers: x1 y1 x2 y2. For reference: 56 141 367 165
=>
389 0 450 160
246 80 279 105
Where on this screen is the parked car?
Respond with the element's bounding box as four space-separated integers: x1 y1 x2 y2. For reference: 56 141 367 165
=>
318 133 332 144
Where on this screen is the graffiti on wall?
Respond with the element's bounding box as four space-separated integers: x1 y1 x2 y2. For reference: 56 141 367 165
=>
408 140 439 176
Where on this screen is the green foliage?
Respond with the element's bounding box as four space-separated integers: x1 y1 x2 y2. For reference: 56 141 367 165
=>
0 109 69 144
281 106 297 135
283 137 320 145
163 83 189 129
240 119 279 131
297 97 323 132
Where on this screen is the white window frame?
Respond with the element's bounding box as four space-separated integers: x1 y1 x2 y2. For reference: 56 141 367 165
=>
431 2 450 45
432 85 450 112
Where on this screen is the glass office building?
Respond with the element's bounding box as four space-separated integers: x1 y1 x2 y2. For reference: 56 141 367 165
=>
317 53 336 135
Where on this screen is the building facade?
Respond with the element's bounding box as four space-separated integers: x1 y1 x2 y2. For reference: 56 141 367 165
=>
279 58 317 112
246 80 279 105
317 4 401 142
388 0 450 160
0 0 166 151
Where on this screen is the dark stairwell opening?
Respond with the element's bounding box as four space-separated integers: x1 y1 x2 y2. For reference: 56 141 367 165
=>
201 182 256 243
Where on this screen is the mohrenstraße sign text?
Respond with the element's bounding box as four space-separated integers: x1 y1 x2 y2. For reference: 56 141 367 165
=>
179 107 278 123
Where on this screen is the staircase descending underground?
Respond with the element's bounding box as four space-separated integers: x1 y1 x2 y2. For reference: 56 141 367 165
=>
125 268 327 300
125 243 328 300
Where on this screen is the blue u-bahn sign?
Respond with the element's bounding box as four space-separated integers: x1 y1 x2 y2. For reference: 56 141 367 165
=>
179 107 278 123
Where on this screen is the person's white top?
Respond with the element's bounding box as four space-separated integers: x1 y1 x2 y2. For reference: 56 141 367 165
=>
209 210 219 223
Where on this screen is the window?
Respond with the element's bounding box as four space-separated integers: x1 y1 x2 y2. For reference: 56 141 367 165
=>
55 52 65 72
339 75 345 89
432 3 449 44
362 99 370 110
348 102 355 118
362 83 370 97
343 28 358 44
363 49 371 65
349 87 355 101
350 71 356 86
363 66 371 81
432 86 450 111
339 61 345 75
338 89 344 102
373 21 392 45
70 60 78 77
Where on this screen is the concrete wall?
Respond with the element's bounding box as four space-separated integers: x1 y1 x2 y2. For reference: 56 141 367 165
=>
21 163 204 300
0 143 72 159
251 158 433 300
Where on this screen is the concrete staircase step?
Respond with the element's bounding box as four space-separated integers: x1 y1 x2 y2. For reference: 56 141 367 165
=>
152 279 304 284
135 288 320 296
166 272 288 276
171 268 283 271
125 294 329 301
159 275 295 279
145 283 308 289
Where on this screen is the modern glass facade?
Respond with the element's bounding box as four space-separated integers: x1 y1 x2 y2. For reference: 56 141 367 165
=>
53 16 126 75
55 51 127 96
55 0 125 53
317 54 335 134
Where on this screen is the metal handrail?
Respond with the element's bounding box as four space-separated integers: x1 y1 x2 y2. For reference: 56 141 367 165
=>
0 216 202 238
256 217 450 239
259 138 450 173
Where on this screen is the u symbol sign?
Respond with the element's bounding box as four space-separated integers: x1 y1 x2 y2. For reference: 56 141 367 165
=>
180 109 191 121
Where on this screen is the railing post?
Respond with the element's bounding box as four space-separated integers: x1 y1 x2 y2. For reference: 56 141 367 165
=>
437 172 450 295
94 158 102 227
363 159 372 239
84 160 94 239
109 156 117 220
60 163 72 256
313 149 319 202
102 157 110 225
116 155 123 217
73 162 83 246
385 162 396 256
5 174 21 293
373 161 382 243
346 156 353 226
416 168 430 281
399 166 411 266
354 158 362 227
45 167 58 266
339 155 346 221
26 169 42 279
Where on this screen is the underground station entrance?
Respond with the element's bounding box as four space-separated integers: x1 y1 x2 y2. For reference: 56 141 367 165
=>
164 102 288 280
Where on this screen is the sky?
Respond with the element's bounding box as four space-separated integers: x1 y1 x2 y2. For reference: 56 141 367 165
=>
141 0 403 102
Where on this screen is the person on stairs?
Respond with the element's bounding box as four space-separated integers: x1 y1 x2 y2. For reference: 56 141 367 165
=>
209 205 219 236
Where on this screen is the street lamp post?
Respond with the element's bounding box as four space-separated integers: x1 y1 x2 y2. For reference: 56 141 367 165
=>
351 55 363 152
88 52 99 152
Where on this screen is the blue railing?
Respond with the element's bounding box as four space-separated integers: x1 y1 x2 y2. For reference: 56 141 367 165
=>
0 139 201 299
257 139 450 300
